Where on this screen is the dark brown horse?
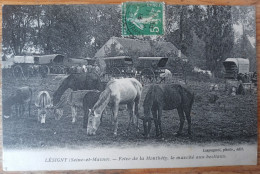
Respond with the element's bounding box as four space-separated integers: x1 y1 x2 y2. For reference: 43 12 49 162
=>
3 86 32 118
141 84 194 137
52 73 103 119
82 90 102 128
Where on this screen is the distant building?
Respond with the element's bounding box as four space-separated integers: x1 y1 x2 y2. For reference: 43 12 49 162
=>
94 37 187 61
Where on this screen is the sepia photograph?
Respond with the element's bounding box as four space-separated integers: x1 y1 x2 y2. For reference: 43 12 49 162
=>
1 3 257 171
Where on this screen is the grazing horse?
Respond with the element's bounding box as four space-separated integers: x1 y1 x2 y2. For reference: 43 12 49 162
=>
87 78 142 136
66 90 100 123
3 86 32 118
140 84 194 138
52 73 103 121
67 90 108 127
82 90 102 128
35 91 52 124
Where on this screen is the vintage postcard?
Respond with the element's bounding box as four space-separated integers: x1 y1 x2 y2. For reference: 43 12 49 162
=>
1 3 257 171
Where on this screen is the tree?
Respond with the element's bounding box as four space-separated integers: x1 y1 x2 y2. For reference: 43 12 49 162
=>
2 6 37 55
3 5 122 58
198 6 234 77
165 6 193 56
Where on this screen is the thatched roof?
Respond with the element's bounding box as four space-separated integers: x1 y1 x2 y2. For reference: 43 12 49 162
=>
114 37 152 54
95 37 187 59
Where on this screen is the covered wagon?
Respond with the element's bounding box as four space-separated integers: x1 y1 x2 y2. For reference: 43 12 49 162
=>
223 58 249 79
10 54 67 78
136 57 169 83
101 56 134 79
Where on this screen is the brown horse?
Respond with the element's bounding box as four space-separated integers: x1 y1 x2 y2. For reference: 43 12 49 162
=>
52 73 104 120
82 90 102 128
3 86 32 118
141 84 194 138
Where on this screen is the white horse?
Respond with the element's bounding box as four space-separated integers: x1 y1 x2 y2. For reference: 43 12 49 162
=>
87 78 143 136
35 91 52 124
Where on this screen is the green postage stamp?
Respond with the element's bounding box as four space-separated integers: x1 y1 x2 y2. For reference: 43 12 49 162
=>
122 1 165 36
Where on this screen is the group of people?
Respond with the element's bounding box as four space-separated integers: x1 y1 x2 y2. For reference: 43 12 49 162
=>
68 64 101 75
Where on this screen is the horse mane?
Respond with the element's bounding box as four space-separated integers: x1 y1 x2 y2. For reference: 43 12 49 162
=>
53 75 73 105
92 88 111 114
53 73 102 106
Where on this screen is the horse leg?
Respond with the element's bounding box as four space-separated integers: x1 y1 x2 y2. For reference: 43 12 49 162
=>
101 108 106 123
158 106 163 137
184 107 192 135
110 104 115 125
37 108 41 122
16 104 20 117
134 96 140 132
112 103 119 136
152 108 159 137
83 107 89 129
16 105 19 117
127 102 134 132
176 107 185 136
71 106 77 123
21 104 25 117
151 108 158 137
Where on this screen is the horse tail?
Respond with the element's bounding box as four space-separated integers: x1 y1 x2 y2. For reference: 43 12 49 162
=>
191 92 195 108
93 88 111 114
131 78 143 93
180 85 194 115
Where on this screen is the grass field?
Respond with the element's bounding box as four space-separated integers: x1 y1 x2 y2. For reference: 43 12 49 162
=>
2 74 257 149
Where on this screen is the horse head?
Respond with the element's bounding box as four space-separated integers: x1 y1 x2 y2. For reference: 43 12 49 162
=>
86 109 101 135
3 94 16 118
3 104 12 119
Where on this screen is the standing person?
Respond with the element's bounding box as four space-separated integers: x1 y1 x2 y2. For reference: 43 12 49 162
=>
82 65 88 73
94 64 101 75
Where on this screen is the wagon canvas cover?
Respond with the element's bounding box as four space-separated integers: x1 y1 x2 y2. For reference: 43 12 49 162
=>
1 3 257 171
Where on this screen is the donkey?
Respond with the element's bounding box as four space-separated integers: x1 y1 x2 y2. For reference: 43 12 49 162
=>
87 78 142 136
35 91 53 124
52 73 103 121
140 84 194 138
3 86 32 118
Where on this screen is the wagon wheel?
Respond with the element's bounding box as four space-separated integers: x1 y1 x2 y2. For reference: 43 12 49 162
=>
51 65 61 74
27 66 34 77
59 65 67 74
12 65 25 78
57 65 63 74
39 65 50 77
140 68 155 84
